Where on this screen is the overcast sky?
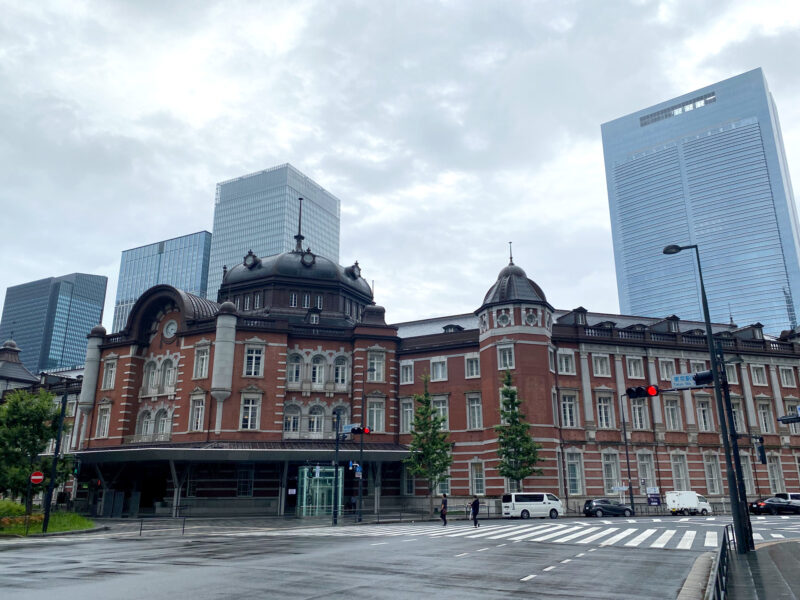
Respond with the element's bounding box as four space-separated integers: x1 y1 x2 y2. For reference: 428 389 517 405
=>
1 0 799 333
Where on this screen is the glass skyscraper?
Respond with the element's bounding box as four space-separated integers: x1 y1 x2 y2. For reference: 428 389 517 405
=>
602 68 800 335
206 164 341 301
112 231 212 332
0 273 107 372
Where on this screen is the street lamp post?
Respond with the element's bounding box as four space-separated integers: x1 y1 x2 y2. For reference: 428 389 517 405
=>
332 412 341 526
663 243 750 553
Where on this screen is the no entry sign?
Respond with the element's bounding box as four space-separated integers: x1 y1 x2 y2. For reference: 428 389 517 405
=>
30 471 44 485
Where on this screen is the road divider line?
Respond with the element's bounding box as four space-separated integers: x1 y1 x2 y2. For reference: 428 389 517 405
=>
370 542 387 546
455 552 469 557
520 575 536 581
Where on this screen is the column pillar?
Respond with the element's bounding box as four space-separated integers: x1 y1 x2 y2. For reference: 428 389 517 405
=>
210 302 237 434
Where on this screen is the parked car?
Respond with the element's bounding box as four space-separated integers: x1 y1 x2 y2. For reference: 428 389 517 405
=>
749 497 800 515
665 491 712 516
583 498 633 517
501 493 563 519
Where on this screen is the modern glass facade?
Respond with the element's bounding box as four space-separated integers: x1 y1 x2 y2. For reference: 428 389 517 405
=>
0 273 107 372
602 68 800 335
206 164 341 301
113 231 212 332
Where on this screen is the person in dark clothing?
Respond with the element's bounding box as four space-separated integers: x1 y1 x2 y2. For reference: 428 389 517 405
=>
471 496 481 528
440 493 448 526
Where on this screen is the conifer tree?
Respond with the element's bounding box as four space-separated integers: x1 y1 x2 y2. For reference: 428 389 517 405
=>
494 370 542 489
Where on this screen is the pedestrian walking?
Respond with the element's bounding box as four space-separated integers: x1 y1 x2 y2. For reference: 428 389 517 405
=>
471 496 481 528
440 493 448 526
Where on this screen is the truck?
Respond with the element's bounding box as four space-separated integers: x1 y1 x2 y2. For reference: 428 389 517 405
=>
666 491 712 516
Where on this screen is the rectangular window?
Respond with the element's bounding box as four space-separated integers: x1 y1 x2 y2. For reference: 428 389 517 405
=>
302 293 310 309
561 394 577 428
237 465 254 497
367 400 385 432
659 359 675 381
626 356 644 379
731 402 744 434
431 358 447 381
632 398 648 430
602 454 620 495
194 347 209 379
190 398 204 431
467 394 483 429
637 454 656 494
240 396 259 430
433 396 449 431
557 352 575 375
664 397 681 431
101 361 116 390
697 399 713 432
315 295 323 309
592 354 611 377
244 295 250 310
751 365 768 386
740 454 755 495
438 474 450 496
759 402 774 433
402 467 415 495
508 478 522 493
67 400 76 417
597 395 613 429
244 347 264 377
780 366 796 388
289 292 297 307
309 314 319 324
498 346 515 370
768 455 785 494
671 454 690 490
704 455 722 495
400 361 413 385
690 360 706 373
465 354 480 379
367 352 385 382
787 404 800 435
254 293 261 309
400 399 414 434
565 452 583 495
548 348 555 372
470 462 485 495
96 406 110 438
725 364 739 384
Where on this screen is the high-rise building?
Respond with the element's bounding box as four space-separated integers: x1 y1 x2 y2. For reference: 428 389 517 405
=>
112 231 212 332
206 164 341 300
0 273 107 372
602 68 800 335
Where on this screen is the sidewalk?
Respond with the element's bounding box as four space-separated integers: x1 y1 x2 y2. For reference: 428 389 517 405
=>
728 540 800 599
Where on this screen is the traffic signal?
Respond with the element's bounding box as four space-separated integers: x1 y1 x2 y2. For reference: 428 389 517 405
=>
72 458 82 477
350 426 371 435
625 385 660 398
693 370 714 386
756 437 767 465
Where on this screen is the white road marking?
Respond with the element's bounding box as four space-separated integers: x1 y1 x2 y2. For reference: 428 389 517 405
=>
561 559 571 563
650 530 676 548
455 552 468 557
705 532 718 547
553 527 600 543
576 528 619 545
525 526 583 542
677 531 696 550
496 543 506 547
370 542 387 546
624 528 657 547
599 529 637 546
576 553 585 557
521 575 536 581
488 524 554 540
753 533 764 541
771 534 785 539
476 547 489 552
509 525 566 541
543 566 556 571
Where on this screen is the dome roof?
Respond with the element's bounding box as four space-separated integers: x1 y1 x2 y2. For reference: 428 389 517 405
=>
222 250 372 298
2 338 19 351
480 261 548 308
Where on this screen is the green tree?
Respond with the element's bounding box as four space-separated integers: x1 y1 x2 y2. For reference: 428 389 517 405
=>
494 370 542 489
0 389 65 507
403 376 452 517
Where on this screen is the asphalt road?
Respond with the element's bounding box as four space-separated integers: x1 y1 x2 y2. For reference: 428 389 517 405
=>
0 515 796 599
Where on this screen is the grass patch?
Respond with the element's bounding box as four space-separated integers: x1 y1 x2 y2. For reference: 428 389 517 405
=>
0 512 94 536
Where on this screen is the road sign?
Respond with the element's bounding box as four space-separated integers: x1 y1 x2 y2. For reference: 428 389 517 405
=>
671 373 696 390
611 485 628 492
30 471 44 485
343 423 359 434
355 471 362 479
646 486 660 495
647 494 661 506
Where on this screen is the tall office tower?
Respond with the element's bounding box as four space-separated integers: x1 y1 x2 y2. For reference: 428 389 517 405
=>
0 273 107 372
112 231 212 332
602 68 800 335
206 164 341 300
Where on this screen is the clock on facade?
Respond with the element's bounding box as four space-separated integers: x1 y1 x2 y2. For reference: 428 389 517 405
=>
164 320 178 338
301 252 315 267
497 313 510 326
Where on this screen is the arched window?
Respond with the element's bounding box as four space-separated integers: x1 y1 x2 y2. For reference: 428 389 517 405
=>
334 357 348 386
154 410 170 435
287 354 302 384
283 405 301 432
137 411 153 435
308 405 324 433
311 356 325 385
160 359 175 390
144 363 157 393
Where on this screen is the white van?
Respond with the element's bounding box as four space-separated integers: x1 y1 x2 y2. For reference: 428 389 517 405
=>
502 493 563 519
666 491 712 516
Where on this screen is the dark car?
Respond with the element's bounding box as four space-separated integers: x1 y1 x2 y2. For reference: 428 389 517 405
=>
749 497 800 515
583 498 633 517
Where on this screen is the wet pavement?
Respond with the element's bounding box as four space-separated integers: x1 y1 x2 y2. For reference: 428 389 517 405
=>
728 540 800 599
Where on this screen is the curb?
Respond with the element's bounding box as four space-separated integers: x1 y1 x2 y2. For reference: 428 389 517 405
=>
677 551 714 600
0 526 109 539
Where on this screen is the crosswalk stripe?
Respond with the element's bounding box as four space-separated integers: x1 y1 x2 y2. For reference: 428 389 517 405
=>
440 525 510 538
599 529 637 546
552 527 600 543
511 525 568 541
705 532 718 547
487 524 554 540
772 534 785 539
677 531 696 549
576 528 619 544
525 526 583 542
753 533 764 540
650 530 676 548
462 524 534 538
624 528 657 547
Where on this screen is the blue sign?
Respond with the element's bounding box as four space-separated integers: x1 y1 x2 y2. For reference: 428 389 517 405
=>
647 494 661 506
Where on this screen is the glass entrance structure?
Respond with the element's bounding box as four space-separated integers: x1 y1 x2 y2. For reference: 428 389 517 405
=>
296 466 343 517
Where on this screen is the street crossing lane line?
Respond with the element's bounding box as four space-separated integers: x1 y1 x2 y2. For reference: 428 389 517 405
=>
772 534 785 539
428 524 508 537
543 566 556 572
576 528 619 545
526 526 584 542
705 532 718 547
439 525 510 538
464 524 534 538
677 531 696 550
521 575 536 581
624 528 657 547
552 527 600 543
508 525 566 541
753 533 764 540
455 553 469 557
599 529 637 546
650 530 676 548
487 524 554 540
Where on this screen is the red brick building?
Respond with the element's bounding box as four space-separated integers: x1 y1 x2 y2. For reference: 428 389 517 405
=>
73 238 800 517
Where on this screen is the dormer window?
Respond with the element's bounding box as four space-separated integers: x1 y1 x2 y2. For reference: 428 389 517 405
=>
443 324 463 333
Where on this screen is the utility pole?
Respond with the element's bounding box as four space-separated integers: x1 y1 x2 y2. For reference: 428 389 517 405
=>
332 413 341 526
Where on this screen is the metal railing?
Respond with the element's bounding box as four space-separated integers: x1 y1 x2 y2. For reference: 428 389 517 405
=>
705 524 733 600
123 432 172 444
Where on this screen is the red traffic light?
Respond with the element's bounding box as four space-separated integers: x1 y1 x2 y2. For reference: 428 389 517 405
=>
626 385 660 398
351 426 371 435
645 385 659 397
363 427 370 434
